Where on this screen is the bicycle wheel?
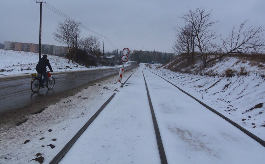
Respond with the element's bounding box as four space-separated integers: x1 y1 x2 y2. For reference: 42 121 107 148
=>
31 79 40 93
46 77 55 90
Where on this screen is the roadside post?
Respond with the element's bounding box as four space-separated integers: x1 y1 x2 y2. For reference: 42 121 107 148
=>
118 48 130 83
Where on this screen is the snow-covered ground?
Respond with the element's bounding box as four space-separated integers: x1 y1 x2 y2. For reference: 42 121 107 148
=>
0 49 116 78
60 67 265 164
148 64 265 140
0 50 264 163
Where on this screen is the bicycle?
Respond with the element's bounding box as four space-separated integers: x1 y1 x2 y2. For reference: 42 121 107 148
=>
31 71 55 93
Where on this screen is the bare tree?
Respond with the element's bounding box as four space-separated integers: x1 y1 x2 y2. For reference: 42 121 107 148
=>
181 8 217 66
225 21 264 53
206 21 265 64
79 36 102 62
80 36 100 53
54 19 81 63
173 24 195 59
174 8 265 69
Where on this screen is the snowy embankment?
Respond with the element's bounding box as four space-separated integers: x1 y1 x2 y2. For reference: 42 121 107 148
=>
0 74 121 164
147 58 265 140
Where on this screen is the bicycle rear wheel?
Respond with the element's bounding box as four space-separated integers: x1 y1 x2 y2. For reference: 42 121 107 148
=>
31 79 40 93
47 77 55 90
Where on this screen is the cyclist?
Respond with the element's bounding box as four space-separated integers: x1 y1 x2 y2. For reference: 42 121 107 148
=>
36 55 53 87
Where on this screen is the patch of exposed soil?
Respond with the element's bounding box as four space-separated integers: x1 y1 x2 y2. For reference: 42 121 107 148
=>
243 103 263 114
32 153 44 164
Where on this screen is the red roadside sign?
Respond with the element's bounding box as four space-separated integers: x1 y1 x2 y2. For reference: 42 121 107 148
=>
121 55 129 62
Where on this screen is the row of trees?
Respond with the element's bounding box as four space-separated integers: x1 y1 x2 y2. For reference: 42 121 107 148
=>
53 20 174 65
173 8 265 67
130 50 174 64
53 19 101 64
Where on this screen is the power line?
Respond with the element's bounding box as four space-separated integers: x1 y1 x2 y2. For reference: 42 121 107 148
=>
43 2 104 37
31 0 117 50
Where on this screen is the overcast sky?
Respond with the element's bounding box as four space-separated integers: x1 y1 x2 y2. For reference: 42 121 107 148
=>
0 0 264 53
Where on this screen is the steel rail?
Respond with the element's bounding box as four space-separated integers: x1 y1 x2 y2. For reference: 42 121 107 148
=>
142 71 168 164
49 67 138 164
49 93 116 164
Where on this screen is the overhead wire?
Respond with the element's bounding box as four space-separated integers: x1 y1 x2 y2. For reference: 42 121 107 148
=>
32 0 118 50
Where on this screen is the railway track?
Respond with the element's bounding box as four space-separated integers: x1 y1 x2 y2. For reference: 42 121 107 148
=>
151 71 265 148
49 67 265 164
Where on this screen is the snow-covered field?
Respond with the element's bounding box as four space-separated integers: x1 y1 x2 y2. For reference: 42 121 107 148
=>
0 50 264 163
0 49 113 77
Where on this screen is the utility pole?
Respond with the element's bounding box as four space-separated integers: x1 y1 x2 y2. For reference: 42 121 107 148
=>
103 37 105 58
36 1 44 61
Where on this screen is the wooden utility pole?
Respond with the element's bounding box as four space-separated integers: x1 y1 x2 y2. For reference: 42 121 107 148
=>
103 37 105 58
36 1 44 61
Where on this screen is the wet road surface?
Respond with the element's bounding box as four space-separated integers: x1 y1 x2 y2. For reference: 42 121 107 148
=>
0 67 128 115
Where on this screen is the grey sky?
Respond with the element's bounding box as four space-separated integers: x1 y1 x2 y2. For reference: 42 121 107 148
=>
0 0 264 53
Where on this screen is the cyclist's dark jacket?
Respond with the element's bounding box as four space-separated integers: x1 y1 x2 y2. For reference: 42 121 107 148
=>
36 57 53 73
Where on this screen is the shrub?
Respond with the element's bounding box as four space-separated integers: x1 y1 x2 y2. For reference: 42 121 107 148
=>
240 67 248 75
225 69 236 77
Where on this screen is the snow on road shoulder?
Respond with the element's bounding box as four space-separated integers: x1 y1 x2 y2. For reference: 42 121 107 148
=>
0 72 130 164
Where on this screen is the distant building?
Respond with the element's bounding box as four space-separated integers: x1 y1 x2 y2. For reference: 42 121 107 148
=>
3 41 67 55
42 44 53 54
0 43 4 49
52 45 68 56
30 43 38 53
4 41 36 52
4 41 13 50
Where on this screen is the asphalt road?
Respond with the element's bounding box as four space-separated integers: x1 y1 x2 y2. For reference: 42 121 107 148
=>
0 66 135 115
